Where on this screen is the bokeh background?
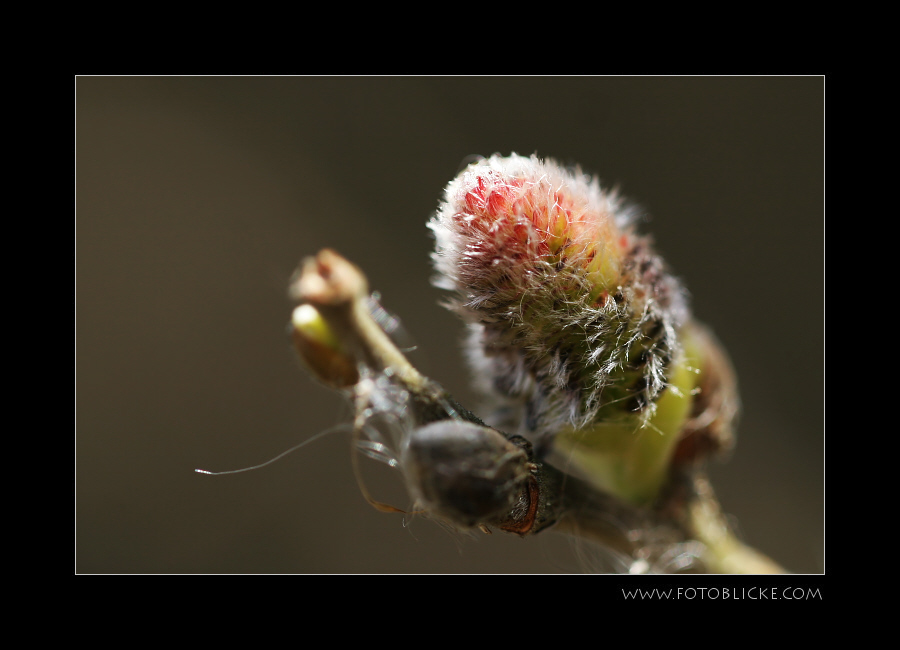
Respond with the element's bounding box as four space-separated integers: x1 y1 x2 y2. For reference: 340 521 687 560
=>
76 76 823 574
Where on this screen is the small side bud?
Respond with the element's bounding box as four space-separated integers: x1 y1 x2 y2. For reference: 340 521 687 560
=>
671 322 739 466
290 303 359 388
402 420 533 530
289 248 368 306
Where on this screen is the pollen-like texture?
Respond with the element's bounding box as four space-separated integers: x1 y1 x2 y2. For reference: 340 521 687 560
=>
430 153 689 442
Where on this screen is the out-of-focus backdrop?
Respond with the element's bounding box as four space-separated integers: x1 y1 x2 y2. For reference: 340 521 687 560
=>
76 76 823 574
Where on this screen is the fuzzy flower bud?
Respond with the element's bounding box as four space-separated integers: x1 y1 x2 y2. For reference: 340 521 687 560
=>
430 154 729 505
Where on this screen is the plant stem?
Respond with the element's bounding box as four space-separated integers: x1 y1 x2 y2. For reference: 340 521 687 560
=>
290 249 785 574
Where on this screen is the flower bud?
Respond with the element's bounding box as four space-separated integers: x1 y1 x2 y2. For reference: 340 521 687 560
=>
290 303 359 389
431 153 687 427
430 154 730 505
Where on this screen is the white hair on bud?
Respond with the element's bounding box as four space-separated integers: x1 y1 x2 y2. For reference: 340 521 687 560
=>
429 153 689 445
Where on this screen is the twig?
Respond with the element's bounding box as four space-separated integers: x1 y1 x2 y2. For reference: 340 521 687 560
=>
289 249 785 574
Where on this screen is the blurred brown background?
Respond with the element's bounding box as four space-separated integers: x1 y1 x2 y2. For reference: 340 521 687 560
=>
76 76 823 574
